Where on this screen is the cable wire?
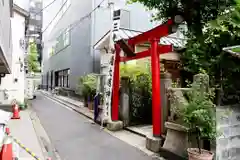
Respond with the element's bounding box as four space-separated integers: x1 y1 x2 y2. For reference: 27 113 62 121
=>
42 0 68 33
68 0 106 33
32 0 58 16
42 0 106 34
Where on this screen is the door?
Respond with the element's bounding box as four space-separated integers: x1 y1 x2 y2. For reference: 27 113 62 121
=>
50 71 53 90
46 72 49 90
55 71 59 87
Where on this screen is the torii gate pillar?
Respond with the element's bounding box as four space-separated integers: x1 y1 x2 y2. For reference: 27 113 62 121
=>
150 38 162 137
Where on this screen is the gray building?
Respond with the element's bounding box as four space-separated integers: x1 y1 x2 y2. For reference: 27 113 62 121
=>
41 0 157 91
0 0 13 75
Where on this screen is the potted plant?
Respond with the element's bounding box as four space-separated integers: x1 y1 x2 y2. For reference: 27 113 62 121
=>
77 74 97 109
182 74 216 160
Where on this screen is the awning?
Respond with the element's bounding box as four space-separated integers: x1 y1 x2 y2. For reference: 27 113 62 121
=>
94 27 187 50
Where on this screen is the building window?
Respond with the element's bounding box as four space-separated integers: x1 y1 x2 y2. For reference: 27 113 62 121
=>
67 69 70 87
35 15 41 21
30 13 35 19
56 69 70 88
35 26 41 32
54 26 70 53
35 2 42 9
29 25 35 31
63 27 70 46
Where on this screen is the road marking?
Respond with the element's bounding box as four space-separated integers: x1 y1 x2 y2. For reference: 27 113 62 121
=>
42 93 94 124
44 95 75 112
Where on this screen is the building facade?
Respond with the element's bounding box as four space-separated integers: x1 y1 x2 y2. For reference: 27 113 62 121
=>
42 0 158 91
0 4 28 103
0 0 13 74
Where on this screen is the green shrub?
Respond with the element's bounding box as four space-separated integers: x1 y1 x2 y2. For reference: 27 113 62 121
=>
120 62 152 124
181 74 216 153
76 74 97 101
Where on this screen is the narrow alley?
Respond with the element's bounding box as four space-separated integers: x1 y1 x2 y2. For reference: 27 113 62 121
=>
31 92 162 160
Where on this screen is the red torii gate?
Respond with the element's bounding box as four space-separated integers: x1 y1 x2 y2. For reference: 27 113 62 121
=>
111 19 176 137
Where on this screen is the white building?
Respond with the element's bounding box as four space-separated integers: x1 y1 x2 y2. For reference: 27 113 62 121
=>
0 4 28 104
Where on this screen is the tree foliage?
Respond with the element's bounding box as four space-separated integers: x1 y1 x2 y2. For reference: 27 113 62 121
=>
27 42 40 73
182 0 240 104
182 74 216 152
76 74 97 100
128 0 235 36
120 63 152 124
129 0 240 104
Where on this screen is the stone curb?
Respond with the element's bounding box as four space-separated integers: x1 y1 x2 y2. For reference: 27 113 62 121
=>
28 103 61 160
40 91 94 121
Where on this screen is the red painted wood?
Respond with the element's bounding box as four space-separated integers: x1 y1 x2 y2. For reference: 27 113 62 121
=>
112 44 121 121
128 19 173 46
150 39 162 137
119 45 172 62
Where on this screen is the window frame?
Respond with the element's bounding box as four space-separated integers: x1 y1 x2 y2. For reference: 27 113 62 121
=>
64 27 70 47
56 69 70 88
54 26 71 54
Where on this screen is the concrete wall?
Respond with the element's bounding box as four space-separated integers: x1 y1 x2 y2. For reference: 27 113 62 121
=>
0 11 26 103
0 0 13 73
217 105 240 160
42 0 94 90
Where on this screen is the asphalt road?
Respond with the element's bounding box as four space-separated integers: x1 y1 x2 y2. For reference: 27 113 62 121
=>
31 93 158 160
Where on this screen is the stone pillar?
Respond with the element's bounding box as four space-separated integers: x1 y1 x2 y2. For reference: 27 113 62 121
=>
119 77 130 127
160 72 172 134
193 73 209 91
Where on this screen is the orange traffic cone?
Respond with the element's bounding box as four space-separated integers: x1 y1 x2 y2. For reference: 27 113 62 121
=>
11 103 20 119
0 128 13 160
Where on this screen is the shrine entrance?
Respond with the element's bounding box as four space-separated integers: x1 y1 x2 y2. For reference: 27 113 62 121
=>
111 19 181 137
